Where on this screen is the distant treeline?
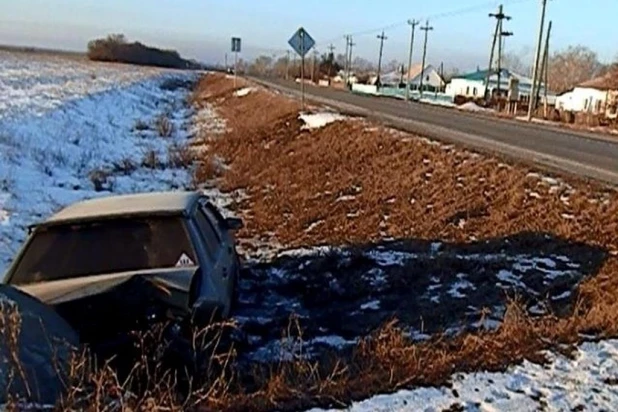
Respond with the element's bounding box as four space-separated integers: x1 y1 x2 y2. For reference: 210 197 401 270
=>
87 34 203 70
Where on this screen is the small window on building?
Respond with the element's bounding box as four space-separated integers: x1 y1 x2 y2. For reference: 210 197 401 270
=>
473 87 478 96
595 100 602 112
584 99 589 110
466 86 470 95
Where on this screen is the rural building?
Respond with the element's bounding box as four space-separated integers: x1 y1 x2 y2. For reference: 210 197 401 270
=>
332 70 359 85
555 71 618 119
445 68 551 102
369 64 445 91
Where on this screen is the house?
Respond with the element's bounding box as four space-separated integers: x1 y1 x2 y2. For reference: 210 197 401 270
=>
555 71 618 119
332 70 359 85
368 64 444 91
445 68 553 102
405 63 445 92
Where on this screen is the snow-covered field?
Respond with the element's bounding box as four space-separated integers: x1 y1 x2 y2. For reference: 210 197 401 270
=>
0 51 210 275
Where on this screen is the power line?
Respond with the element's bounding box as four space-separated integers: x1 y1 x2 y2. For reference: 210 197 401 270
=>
313 0 533 48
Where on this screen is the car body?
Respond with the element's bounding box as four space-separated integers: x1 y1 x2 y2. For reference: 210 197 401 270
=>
2 190 243 345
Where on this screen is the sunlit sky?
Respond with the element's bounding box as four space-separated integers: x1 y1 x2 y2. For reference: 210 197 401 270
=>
1 0 616 71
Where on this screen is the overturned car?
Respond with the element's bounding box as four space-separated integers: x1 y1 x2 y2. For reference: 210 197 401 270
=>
2 191 243 365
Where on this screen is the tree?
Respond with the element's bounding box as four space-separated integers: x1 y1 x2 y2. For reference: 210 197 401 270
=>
442 67 460 83
352 57 376 74
248 55 274 76
501 51 531 76
319 52 342 77
547 45 603 93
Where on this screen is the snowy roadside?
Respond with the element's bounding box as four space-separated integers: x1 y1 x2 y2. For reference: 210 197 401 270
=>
309 339 618 412
0 54 230 276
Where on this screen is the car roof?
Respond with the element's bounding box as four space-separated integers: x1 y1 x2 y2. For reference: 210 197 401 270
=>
36 191 202 228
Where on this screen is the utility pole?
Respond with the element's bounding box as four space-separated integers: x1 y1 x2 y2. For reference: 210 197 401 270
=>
347 37 356 88
419 20 433 99
405 19 420 101
527 0 549 121
285 50 291 80
311 49 318 82
498 28 514 98
376 31 388 90
485 5 511 100
344 35 351 85
536 20 552 117
328 43 336 80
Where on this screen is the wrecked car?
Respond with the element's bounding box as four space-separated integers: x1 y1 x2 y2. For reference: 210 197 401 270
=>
2 191 243 354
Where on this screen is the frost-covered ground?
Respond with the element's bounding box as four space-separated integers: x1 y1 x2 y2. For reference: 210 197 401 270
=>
310 339 618 412
235 234 605 363
0 52 219 275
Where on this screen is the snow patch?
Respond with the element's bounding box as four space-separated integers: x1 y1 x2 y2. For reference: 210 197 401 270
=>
299 112 346 130
360 300 381 311
457 102 494 113
310 339 618 411
233 87 255 97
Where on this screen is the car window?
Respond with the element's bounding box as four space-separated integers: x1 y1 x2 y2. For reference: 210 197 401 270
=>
194 209 221 260
8 216 197 285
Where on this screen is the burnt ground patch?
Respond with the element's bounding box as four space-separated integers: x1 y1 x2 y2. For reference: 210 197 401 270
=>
231 232 607 362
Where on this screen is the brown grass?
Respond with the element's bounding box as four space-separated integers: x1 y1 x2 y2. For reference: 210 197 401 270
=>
4 73 617 410
184 73 618 410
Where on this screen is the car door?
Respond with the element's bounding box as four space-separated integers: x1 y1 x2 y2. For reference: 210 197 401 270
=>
192 204 228 304
200 203 236 294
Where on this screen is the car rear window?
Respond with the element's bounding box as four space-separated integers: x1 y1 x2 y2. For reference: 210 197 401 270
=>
9 216 198 285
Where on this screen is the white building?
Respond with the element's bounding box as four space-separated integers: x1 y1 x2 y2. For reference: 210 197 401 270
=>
555 71 618 118
370 64 444 91
445 68 553 102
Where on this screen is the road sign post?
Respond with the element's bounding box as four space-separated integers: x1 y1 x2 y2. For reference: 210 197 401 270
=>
231 37 242 88
288 27 315 110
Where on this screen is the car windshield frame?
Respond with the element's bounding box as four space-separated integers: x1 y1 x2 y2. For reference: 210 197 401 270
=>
7 214 198 286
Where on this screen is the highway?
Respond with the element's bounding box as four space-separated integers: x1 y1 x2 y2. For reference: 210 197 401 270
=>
251 77 618 186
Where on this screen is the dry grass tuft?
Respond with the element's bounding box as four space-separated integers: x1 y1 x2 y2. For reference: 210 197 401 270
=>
133 119 150 132
167 142 196 169
155 114 174 138
141 149 161 170
88 168 114 192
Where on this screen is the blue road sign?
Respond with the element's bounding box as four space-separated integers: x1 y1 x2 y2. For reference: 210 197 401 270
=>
288 27 315 58
231 37 241 53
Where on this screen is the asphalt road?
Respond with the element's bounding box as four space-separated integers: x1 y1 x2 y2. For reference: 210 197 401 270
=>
251 77 618 186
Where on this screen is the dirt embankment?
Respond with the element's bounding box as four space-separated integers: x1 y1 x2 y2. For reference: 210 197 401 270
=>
187 73 618 411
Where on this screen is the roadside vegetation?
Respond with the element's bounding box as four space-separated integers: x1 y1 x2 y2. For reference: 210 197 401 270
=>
2 73 618 411
87 34 203 70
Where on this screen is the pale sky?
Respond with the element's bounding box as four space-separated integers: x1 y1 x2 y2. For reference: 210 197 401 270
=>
1 0 616 72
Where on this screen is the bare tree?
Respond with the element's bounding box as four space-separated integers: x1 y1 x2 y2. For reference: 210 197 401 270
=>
248 55 274 76
352 57 376 74
501 52 531 75
547 45 603 93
